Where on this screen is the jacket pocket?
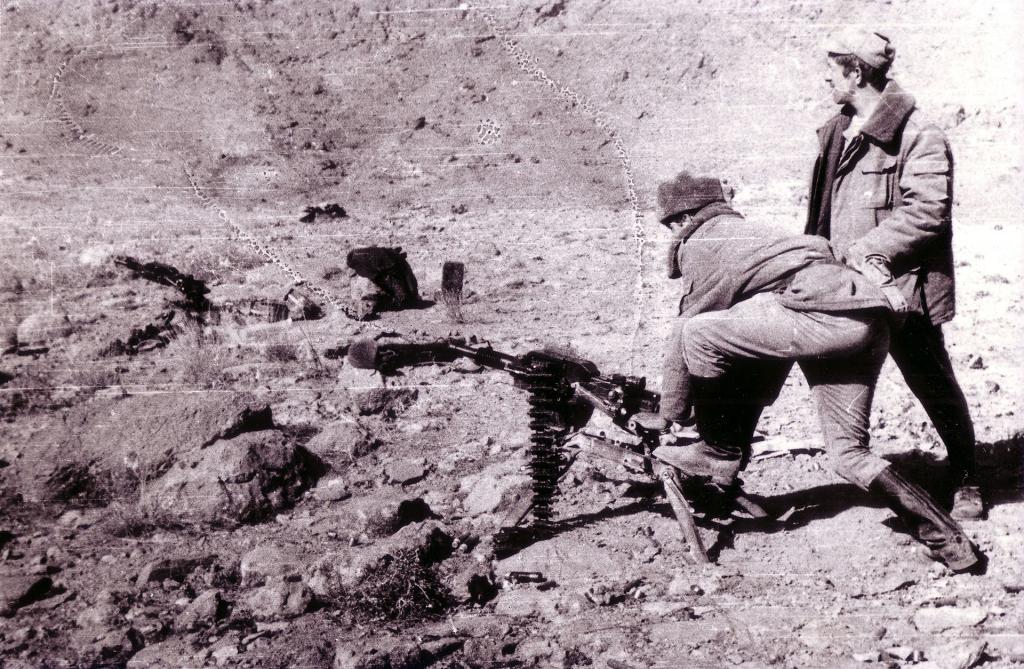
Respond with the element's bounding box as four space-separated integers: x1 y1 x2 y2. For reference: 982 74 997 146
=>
861 155 898 209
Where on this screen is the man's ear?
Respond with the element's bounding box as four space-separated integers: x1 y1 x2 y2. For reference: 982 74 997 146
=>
670 214 691 232
721 180 735 203
852 65 865 87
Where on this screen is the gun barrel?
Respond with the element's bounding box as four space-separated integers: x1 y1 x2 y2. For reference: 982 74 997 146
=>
346 337 520 373
444 341 518 371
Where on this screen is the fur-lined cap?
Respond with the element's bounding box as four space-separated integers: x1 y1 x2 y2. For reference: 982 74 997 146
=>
657 171 726 224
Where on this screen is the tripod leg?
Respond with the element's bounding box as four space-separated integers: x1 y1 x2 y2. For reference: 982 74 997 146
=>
658 464 710 564
733 491 770 519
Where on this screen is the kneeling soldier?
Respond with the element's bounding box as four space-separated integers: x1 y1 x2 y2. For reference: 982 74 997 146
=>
649 171 981 573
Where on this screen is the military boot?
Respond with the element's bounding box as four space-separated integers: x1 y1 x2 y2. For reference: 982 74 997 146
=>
868 467 981 573
652 441 743 485
950 484 985 521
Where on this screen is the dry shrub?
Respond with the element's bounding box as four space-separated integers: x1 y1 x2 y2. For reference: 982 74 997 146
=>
440 287 465 324
0 368 71 419
70 364 121 395
264 342 298 363
97 453 191 536
170 320 233 390
333 548 452 622
102 500 188 537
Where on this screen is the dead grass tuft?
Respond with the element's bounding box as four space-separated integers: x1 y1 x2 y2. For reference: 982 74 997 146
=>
440 287 465 324
102 500 188 537
264 342 298 363
0 368 72 419
170 320 233 389
333 547 452 622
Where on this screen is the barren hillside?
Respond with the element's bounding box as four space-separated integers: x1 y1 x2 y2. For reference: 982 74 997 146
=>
0 1 1022 667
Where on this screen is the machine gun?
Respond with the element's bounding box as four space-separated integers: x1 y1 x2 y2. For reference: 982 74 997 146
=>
347 336 770 564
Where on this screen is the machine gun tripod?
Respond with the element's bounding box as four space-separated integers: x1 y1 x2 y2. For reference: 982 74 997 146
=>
346 336 770 564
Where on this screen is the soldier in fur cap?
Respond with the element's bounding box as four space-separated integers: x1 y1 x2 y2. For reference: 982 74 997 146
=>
647 170 980 573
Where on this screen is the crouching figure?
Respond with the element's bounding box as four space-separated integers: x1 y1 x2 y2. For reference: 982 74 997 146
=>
646 171 981 573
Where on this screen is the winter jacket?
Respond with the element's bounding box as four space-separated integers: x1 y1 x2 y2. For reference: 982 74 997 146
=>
672 211 890 319
806 80 956 325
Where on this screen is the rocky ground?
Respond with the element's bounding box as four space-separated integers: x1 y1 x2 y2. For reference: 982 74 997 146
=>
1 0 1023 667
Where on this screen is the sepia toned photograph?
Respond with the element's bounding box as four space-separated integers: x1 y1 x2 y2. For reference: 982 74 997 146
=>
0 1 1021 666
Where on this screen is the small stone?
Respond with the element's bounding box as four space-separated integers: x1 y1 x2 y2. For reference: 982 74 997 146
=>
1000 577 1024 594
985 381 1000 394
76 602 122 629
239 577 311 621
176 589 222 631
384 459 427 485
312 477 351 502
968 356 985 369
354 388 418 418
447 559 497 604
913 606 987 633
884 646 916 661
10 625 35 643
211 644 240 665
16 309 73 352
136 556 213 587
354 496 433 537
667 573 702 598
929 639 987 669
641 600 692 617
239 545 302 586
853 651 880 662
461 467 531 517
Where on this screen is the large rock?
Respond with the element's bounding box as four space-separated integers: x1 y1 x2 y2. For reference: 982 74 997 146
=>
340 493 433 538
141 430 316 524
136 556 214 587
126 638 196 669
304 419 377 465
240 545 305 586
460 460 532 517
913 606 987 633
354 388 418 419
312 477 351 503
384 459 427 485
0 575 52 616
445 555 497 605
0 312 17 350
928 640 987 669
330 520 454 592
76 602 122 629
175 589 223 631
239 576 312 621
21 393 275 504
16 309 73 352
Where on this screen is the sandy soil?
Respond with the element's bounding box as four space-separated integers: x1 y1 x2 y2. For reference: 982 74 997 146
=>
0 1 1022 667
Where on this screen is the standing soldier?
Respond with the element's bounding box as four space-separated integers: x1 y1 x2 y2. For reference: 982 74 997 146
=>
807 29 982 519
